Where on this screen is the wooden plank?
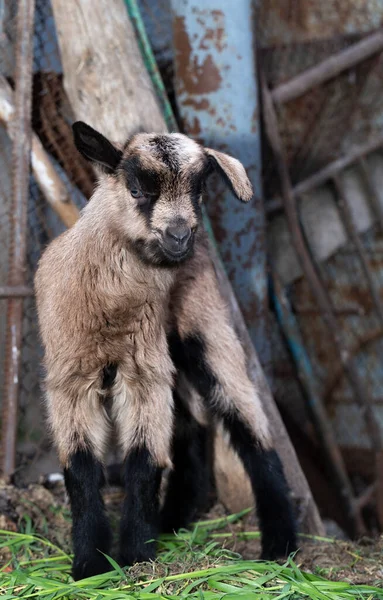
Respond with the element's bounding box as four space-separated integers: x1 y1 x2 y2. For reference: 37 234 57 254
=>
51 0 166 139
51 0 324 534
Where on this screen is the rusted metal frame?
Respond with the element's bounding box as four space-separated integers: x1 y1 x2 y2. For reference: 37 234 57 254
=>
272 30 383 105
323 327 383 407
0 286 34 298
261 72 383 531
355 483 376 511
272 274 364 537
267 135 383 214
331 175 383 520
358 157 383 233
1 0 35 478
332 175 383 331
262 76 382 452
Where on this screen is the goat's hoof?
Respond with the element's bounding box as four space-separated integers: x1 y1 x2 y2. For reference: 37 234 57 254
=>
119 547 156 567
260 532 298 561
72 553 114 580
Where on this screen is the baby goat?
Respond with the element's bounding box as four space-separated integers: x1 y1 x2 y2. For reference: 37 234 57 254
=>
35 122 297 580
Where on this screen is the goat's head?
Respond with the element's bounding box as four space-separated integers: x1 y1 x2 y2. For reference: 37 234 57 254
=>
73 121 253 267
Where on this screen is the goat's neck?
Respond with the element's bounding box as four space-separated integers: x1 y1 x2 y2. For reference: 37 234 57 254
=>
76 221 175 306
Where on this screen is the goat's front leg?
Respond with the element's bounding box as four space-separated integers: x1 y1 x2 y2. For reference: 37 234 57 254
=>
170 258 297 559
112 364 174 566
47 382 113 580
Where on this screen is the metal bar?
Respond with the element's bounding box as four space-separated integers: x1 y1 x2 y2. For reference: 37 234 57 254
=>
267 135 383 214
332 175 383 330
377 452 383 528
323 328 383 406
0 286 34 298
261 72 383 495
331 177 383 526
272 274 365 537
272 30 383 105
358 157 383 233
355 483 376 511
1 0 35 478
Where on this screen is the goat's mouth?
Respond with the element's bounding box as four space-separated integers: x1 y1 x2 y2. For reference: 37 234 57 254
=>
159 243 193 263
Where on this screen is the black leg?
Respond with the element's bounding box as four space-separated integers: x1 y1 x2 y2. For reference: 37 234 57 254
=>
169 331 297 559
64 449 113 580
221 411 297 559
119 446 163 566
161 392 212 533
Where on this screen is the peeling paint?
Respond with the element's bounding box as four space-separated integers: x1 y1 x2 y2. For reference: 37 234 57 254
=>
171 0 270 375
173 16 222 94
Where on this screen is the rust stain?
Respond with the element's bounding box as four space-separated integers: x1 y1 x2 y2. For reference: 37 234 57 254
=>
241 296 262 323
182 97 210 110
251 106 258 134
174 16 222 95
199 26 226 53
182 115 202 140
258 0 383 45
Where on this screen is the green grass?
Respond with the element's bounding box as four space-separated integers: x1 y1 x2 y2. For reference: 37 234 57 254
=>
1 513 382 600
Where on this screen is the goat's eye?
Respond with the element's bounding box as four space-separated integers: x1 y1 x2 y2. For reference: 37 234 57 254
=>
130 189 143 199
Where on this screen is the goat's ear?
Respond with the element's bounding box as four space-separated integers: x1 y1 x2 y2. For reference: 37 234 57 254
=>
205 148 253 202
72 121 122 174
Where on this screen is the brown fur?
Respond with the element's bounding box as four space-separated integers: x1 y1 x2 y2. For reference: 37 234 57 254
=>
205 148 253 202
35 128 266 472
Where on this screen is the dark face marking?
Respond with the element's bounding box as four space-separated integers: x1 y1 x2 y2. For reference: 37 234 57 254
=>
118 146 210 267
150 135 181 172
116 135 214 267
120 155 161 221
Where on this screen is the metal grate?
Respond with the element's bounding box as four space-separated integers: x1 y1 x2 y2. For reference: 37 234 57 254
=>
256 2 383 196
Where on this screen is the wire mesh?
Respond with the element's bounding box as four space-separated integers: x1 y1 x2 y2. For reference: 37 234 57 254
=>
0 0 93 481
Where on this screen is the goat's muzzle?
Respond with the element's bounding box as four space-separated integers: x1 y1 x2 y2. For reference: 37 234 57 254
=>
161 222 193 261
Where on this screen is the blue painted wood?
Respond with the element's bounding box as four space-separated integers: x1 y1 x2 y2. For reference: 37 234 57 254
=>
171 0 270 375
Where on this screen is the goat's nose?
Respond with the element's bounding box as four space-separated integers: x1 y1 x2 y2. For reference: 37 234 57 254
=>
165 224 191 245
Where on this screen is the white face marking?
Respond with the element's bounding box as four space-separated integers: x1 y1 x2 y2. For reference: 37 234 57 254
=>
133 133 202 167
170 133 202 162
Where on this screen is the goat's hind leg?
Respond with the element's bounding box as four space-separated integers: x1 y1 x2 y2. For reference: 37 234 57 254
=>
172 326 297 559
161 385 213 533
47 385 113 580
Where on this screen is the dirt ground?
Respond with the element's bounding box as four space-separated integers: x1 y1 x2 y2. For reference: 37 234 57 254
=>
1 478 382 586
